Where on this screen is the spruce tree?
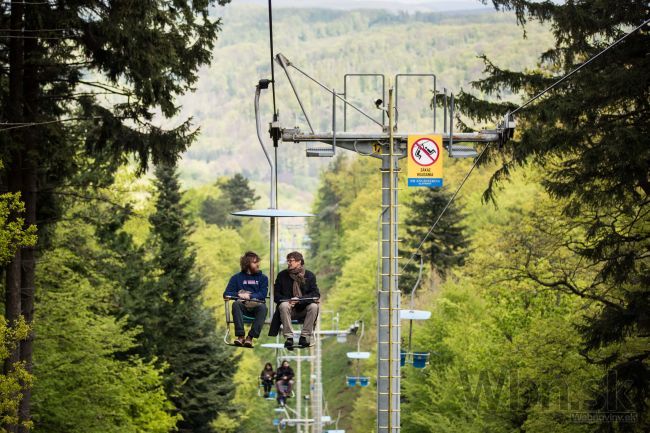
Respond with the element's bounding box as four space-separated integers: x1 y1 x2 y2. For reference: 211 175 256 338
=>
400 188 468 292
200 174 259 227
220 174 260 213
457 2 649 430
142 162 236 433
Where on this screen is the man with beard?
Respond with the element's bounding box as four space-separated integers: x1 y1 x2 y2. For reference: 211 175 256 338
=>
223 251 268 348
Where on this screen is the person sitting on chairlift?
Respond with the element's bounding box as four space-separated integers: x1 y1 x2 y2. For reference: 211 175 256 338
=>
275 360 295 406
273 251 320 349
260 362 275 398
223 251 268 348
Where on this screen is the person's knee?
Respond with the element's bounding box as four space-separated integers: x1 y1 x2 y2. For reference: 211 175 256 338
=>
278 302 291 312
258 303 268 314
306 303 319 312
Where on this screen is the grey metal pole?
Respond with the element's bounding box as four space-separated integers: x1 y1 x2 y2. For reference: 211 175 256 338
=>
297 351 302 433
313 319 323 433
378 87 401 433
254 84 277 313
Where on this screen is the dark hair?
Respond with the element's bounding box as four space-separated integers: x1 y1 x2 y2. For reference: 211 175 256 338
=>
286 251 304 266
240 251 261 272
281 360 290 367
264 362 273 370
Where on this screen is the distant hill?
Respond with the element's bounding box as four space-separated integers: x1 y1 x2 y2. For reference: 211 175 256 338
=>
174 4 553 209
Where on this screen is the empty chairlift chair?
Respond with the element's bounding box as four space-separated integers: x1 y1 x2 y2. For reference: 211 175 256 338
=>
399 254 432 368
345 321 371 387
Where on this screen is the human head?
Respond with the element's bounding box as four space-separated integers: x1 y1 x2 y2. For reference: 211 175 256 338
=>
286 251 304 270
281 360 290 368
240 251 261 274
264 362 273 370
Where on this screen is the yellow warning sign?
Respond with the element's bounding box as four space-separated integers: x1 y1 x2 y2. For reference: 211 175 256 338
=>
407 135 443 187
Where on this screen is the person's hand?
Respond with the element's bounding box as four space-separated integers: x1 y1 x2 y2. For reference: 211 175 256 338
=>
290 297 299 306
314 298 321 304
239 292 251 300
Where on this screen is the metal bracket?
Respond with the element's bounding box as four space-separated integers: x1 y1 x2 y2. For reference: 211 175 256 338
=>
395 73 436 132
343 73 386 130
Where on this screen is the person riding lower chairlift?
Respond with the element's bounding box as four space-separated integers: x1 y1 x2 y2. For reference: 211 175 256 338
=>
223 251 268 348
260 362 276 398
275 360 295 406
268 251 320 349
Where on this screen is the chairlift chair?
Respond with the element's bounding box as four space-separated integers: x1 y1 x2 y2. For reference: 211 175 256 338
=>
400 254 432 368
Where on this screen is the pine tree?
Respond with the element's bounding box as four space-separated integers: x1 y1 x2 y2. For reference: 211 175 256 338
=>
137 162 237 433
200 174 260 228
199 196 230 226
400 187 468 292
457 2 649 430
220 174 260 213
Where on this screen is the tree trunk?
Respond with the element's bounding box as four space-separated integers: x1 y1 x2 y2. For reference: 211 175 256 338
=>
3 1 25 432
17 3 39 429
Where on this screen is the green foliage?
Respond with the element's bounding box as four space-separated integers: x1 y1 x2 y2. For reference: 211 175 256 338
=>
32 216 178 433
0 317 31 433
199 174 260 227
200 195 231 226
126 162 238 433
0 191 36 266
457 2 650 430
220 174 261 214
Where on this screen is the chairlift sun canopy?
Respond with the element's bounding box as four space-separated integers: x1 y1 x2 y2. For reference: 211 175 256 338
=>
231 209 315 218
400 309 432 320
347 352 371 359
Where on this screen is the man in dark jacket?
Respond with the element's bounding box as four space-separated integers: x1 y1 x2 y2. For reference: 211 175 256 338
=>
274 251 320 349
223 251 268 348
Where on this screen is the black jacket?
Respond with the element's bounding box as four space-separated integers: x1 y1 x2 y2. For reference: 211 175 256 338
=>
273 269 320 302
276 366 294 381
268 269 320 336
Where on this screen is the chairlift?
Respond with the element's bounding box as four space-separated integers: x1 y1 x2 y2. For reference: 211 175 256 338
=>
222 80 316 347
345 321 372 388
400 254 431 368
346 376 371 387
258 377 278 399
222 295 267 348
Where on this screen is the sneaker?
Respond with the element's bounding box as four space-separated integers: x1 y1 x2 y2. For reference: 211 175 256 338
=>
298 336 309 348
243 336 254 348
263 393 269 398
284 338 294 350
233 336 245 346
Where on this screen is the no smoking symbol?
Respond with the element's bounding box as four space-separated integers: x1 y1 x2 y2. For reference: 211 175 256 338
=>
411 138 439 166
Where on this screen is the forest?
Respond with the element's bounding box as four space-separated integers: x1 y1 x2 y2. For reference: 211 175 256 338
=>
0 1 648 433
